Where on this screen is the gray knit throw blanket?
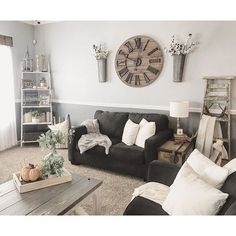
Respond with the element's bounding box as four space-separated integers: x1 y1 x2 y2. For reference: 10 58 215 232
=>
78 133 112 155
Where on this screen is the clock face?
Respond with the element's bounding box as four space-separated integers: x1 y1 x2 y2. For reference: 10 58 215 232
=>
115 35 164 87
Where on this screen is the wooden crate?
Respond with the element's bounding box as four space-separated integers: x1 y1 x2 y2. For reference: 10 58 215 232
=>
13 168 72 193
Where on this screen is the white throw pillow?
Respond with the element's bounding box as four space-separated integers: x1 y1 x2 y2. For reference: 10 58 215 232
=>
48 119 69 134
81 119 99 133
122 119 140 146
185 149 229 189
223 158 236 175
162 163 228 215
135 119 156 148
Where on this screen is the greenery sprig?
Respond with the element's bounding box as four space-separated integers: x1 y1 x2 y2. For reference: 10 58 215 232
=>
165 34 199 55
93 44 110 59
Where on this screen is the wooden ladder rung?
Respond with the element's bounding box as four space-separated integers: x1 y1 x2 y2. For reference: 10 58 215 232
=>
213 138 229 143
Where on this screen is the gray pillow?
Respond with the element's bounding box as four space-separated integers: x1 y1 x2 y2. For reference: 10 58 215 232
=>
81 119 100 133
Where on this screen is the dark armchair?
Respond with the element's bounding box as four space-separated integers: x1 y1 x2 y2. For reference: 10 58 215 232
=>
124 160 236 215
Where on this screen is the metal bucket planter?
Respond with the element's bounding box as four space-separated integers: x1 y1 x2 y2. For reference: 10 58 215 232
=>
97 58 107 82
173 54 186 82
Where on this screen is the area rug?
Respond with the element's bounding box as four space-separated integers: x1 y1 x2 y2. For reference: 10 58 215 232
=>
0 145 144 215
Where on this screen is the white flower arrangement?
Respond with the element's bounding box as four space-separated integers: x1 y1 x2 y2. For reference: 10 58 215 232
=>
165 34 199 56
93 44 110 60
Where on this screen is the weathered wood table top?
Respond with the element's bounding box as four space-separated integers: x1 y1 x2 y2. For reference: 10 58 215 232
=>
0 174 102 215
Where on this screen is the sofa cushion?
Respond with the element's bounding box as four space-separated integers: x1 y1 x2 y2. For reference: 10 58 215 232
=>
162 163 228 215
135 119 156 148
186 149 228 189
128 112 168 132
218 171 236 214
122 119 140 146
110 137 121 145
94 110 128 139
109 142 145 165
124 196 168 215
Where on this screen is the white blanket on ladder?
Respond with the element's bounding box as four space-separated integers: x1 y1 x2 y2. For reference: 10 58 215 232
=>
195 114 228 164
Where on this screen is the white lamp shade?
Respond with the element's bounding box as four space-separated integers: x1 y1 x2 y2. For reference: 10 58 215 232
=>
170 101 189 118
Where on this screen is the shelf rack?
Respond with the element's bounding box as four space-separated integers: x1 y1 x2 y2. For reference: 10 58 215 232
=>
20 66 53 146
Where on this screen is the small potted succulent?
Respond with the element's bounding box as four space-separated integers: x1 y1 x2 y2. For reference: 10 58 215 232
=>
31 110 41 123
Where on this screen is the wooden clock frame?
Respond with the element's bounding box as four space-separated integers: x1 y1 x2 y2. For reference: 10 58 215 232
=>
115 35 164 87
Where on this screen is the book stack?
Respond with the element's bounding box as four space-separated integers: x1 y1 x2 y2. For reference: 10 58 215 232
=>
174 134 188 143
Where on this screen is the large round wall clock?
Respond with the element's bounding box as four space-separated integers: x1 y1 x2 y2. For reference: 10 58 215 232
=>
115 35 164 87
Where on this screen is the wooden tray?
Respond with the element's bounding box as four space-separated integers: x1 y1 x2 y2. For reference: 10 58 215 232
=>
13 167 72 193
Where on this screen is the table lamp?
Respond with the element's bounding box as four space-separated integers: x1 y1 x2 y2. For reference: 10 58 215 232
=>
170 101 189 135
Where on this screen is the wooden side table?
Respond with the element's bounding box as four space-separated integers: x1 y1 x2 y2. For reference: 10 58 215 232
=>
158 140 195 165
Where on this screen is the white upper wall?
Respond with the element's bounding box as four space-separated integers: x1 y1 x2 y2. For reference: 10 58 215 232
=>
33 22 236 109
0 21 35 99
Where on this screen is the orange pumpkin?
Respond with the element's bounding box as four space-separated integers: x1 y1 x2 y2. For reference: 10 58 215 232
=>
21 166 31 181
21 164 41 182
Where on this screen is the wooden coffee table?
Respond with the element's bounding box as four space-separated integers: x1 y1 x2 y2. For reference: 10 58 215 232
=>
0 174 102 215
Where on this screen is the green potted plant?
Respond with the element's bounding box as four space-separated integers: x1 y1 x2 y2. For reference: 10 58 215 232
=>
31 110 41 123
38 129 74 177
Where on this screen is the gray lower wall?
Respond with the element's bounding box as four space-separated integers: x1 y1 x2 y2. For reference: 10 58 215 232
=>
15 102 236 157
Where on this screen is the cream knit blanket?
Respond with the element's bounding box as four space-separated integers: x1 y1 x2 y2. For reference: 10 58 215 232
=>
196 114 228 164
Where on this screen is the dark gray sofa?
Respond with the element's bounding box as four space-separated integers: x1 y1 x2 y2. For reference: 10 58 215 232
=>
68 110 173 179
124 160 236 215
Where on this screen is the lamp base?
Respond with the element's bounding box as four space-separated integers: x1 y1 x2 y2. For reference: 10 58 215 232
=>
177 128 183 135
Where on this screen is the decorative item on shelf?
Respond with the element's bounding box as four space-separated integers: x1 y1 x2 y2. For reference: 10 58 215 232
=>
31 110 41 123
23 91 39 106
35 55 40 71
40 112 46 122
170 101 189 138
41 55 48 72
46 111 51 122
165 34 199 82
39 94 50 105
93 44 110 82
22 47 33 72
35 54 48 72
23 112 32 123
39 77 47 88
23 80 34 89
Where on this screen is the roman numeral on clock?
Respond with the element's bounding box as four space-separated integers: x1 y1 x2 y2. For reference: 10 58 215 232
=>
149 58 162 64
143 72 150 83
116 60 126 67
124 41 134 53
135 75 141 85
119 67 129 77
147 47 159 56
118 50 128 58
147 65 159 75
143 39 150 51
125 72 133 84
134 37 142 49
